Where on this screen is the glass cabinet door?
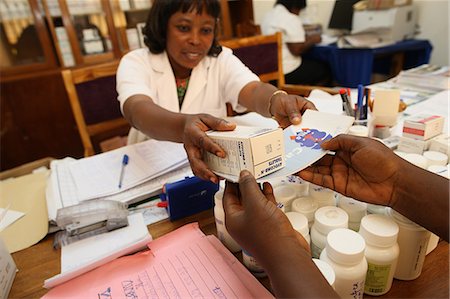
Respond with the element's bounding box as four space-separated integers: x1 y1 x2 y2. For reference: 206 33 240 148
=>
44 0 120 66
0 0 57 77
109 0 151 53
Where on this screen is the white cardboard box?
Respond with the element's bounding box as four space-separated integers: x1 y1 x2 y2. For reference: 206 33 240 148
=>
397 136 431 154
429 134 450 157
204 126 284 179
402 114 444 141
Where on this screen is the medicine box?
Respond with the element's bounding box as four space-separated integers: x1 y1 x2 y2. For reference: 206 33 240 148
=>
402 114 444 141
429 134 450 157
397 136 430 154
204 126 284 179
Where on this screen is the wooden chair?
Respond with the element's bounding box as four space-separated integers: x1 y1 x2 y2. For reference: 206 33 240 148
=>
61 61 130 157
219 32 338 103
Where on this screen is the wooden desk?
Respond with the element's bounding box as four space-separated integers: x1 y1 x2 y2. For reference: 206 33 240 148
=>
10 209 449 298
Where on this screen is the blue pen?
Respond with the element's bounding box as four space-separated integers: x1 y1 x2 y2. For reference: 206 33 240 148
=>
357 84 364 120
118 154 129 189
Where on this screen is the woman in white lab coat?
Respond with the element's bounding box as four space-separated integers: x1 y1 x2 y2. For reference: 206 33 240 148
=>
117 0 315 183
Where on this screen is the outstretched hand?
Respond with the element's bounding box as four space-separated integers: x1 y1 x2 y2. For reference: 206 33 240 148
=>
182 114 235 183
270 93 316 128
299 134 402 207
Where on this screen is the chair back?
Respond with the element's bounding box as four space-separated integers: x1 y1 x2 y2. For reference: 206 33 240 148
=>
62 61 130 156
220 32 285 88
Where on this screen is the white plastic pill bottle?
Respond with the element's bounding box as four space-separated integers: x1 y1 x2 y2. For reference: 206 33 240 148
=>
386 208 431 280
273 184 297 212
213 189 241 253
359 214 399 296
309 184 336 208
320 228 367 299
285 212 310 244
312 258 336 289
284 175 310 197
242 249 266 277
291 196 318 228
338 196 367 231
310 206 348 258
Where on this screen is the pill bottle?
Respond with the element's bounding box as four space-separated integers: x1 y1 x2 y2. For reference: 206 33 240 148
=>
386 208 431 280
214 189 241 253
285 212 310 244
309 184 335 208
427 164 449 178
312 258 336 289
242 249 266 277
283 175 310 197
425 164 447 255
310 206 348 258
366 204 387 215
320 228 367 299
338 196 367 231
291 196 318 228
359 214 399 296
423 150 448 166
348 125 369 137
273 184 297 212
403 153 428 169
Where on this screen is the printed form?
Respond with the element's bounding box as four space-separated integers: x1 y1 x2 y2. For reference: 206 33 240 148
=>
43 223 273 298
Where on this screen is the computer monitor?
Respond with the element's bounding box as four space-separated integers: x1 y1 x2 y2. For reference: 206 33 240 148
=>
328 0 360 32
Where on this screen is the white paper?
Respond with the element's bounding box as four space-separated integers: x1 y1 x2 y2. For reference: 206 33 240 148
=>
45 213 152 289
307 89 344 114
69 139 188 200
0 208 25 231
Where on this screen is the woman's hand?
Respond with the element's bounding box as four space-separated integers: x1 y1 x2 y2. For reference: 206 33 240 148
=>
270 92 316 128
182 114 235 183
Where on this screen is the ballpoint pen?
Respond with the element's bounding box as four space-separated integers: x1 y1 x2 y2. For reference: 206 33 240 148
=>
339 88 354 117
118 154 129 189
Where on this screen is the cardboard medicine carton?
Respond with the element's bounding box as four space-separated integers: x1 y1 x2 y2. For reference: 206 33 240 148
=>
204 126 284 179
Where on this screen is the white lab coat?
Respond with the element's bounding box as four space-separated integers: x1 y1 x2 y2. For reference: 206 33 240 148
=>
117 47 259 144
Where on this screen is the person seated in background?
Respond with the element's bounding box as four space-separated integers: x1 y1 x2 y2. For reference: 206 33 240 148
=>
116 0 315 184
261 0 332 86
223 135 448 298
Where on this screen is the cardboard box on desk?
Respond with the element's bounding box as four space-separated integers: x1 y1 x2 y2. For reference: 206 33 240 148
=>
397 136 431 154
203 126 284 179
402 114 444 141
429 134 450 157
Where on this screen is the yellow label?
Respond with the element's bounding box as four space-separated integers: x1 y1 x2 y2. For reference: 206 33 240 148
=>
365 262 391 294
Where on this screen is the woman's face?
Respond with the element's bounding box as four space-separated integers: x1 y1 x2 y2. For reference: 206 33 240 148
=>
166 8 215 78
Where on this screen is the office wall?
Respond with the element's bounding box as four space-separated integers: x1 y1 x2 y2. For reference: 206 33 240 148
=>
252 0 449 66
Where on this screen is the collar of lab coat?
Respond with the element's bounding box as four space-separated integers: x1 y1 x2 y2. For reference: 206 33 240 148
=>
151 51 212 113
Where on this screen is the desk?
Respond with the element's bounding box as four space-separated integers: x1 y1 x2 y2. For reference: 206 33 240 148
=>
10 209 449 298
305 39 432 88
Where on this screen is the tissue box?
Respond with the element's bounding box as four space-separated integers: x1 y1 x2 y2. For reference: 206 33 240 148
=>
203 126 284 179
402 114 444 141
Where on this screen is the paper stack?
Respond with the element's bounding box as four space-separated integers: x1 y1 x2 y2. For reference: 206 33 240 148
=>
46 139 193 222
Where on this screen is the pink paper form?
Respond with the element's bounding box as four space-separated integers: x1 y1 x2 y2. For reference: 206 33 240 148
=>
43 223 274 299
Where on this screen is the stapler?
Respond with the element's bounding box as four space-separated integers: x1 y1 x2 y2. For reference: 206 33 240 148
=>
54 200 129 248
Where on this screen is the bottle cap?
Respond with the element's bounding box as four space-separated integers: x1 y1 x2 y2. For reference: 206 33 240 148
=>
273 184 297 211
423 150 448 166
291 197 318 222
314 206 348 234
359 214 399 247
285 212 309 238
427 164 449 178
326 228 365 265
404 153 428 169
367 203 387 215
